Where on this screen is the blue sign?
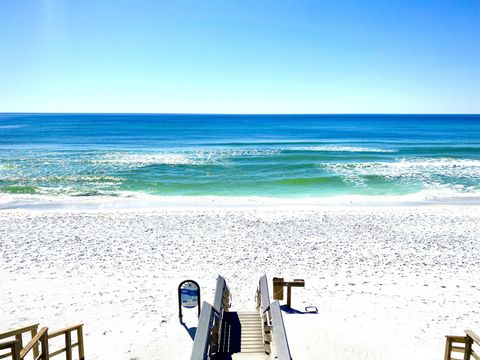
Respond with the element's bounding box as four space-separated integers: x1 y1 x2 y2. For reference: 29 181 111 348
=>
180 282 199 308
178 279 201 320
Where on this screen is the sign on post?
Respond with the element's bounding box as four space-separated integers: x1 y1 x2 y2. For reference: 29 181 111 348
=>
178 280 201 321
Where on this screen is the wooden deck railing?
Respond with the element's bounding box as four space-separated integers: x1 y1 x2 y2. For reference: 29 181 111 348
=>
445 330 480 360
190 302 214 360
21 327 49 360
191 275 231 360
48 324 84 360
0 341 21 360
0 324 39 360
0 323 84 360
0 327 49 360
256 275 292 360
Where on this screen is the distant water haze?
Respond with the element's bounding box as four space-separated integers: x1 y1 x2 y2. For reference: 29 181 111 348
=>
0 113 479 203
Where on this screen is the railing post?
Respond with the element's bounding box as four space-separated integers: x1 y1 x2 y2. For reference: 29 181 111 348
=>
65 331 72 360
13 340 21 360
30 326 39 360
41 330 49 360
14 334 23 352
444 337 452 360
464 334 472 360
0 340 22 360
77 325 85 360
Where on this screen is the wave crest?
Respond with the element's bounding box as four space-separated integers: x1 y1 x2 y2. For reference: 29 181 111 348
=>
293 145 397 153
325 158 480 188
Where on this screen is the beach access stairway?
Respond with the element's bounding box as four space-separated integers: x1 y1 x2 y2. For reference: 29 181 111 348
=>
220 311 265 356
191 275 292 360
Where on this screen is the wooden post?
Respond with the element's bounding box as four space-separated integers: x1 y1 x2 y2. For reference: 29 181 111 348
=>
286 285 292 308
30 326 39 360
283 279 304 308
444 337 452 360
13 340 21 360
65 331 72 360
77 325 85 360
0 340 21 360
464 335 472 360
41 330 49 360
14 334 23 352
273 278 285 301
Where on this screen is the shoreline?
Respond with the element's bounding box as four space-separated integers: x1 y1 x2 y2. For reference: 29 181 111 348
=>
1 192 480 211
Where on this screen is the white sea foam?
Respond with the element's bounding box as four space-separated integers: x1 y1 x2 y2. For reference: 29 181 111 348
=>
2 189 480 212
293 145 397 153
0 124 26 129
94 149 280 167
325 158 480 187
96 153 195 166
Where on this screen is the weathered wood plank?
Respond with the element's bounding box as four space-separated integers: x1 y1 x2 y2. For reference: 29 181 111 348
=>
19 327 48 359
0 324 39 340
259 275 270 314
191 302 213 360
48 324 83 339
270 300 292 360
466 330 480 346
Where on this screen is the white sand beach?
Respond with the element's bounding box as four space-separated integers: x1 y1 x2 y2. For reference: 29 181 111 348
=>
1 205 479 359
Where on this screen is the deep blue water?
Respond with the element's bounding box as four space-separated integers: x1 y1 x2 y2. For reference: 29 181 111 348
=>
0 113 479 200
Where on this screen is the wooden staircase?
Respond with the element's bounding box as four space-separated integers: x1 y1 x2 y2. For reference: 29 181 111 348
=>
193 275 292 360
237 312 264 354
217 311 268 359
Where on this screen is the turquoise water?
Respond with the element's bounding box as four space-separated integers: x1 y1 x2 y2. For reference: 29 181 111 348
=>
0 113 479 200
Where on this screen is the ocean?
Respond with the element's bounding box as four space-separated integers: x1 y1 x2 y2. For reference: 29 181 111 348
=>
0 113 479 205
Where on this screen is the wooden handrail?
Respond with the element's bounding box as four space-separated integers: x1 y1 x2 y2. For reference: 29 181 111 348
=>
20 327 48 359
0 323 83 360
0 324 39 359
258 275 270 314
0 324 39 340
213 276 230 313
48 323 83 339
270 300 292 360
445 330 480 360
191 302 214 360
48 324 85 360
465 330 480 360
445 335 467 343
466 330 480 346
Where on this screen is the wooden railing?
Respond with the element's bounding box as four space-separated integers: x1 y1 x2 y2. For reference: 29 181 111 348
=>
0 324 40 360
213 276 231 314
0 327 49 360
190 302 214 360
256 275 292 360
0 324 84 360
48 324 84 360
445 330 480 360
269 301 292 360
21 328 49 360
191 275 231 360
0 341 20 360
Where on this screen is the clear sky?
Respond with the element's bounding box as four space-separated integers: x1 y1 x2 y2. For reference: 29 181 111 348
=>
0 0 479 114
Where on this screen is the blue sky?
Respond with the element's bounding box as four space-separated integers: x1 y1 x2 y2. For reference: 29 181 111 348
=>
0 0 479 113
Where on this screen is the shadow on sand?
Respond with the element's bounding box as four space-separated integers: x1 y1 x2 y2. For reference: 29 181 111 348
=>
180 321 197 340
280 304 318 314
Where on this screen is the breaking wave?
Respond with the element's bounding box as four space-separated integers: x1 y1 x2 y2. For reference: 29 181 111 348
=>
293 146 397 153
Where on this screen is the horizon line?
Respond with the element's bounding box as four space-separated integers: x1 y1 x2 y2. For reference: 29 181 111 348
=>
1 112 480 116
